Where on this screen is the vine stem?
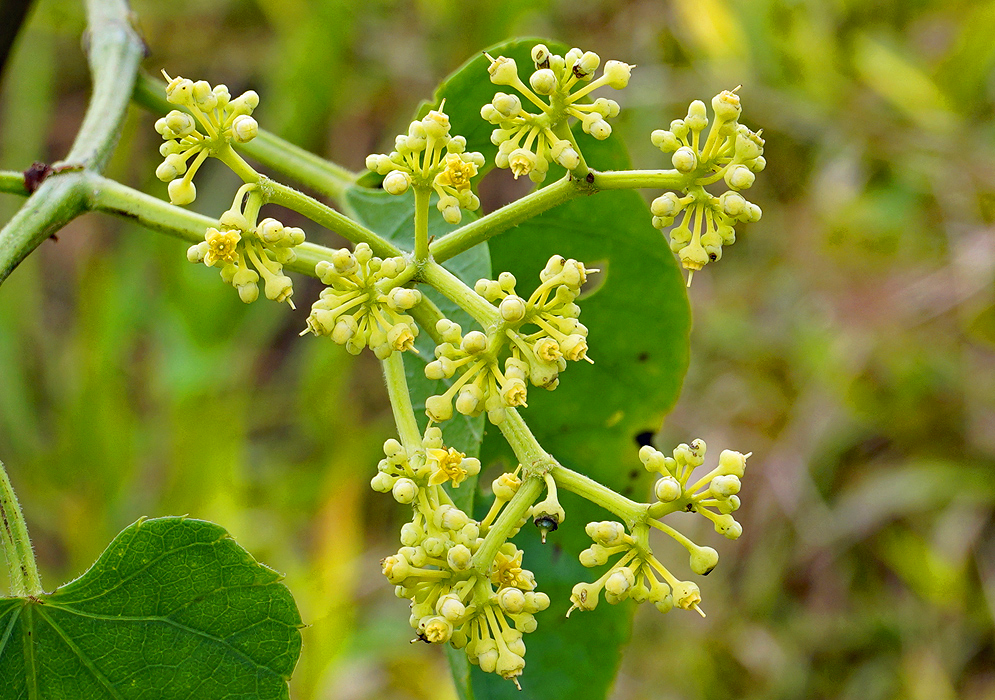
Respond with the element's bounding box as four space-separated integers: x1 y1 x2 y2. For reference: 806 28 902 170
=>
0 0 144 285
381 353 422 451
0 461 42 597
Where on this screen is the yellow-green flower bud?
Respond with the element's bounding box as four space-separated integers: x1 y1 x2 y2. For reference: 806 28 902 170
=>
689 545 719 575
381 554 410 585
605 567 635 597
167 178 196 206
487 55 519 85
672 146 697 173
391 477 418 504
655 475 682 502
603 60 632 89
231 114 258 143
711 474 741 497
718 449 748 477
530 68 557 95
383 170 411 196
447 543 472 571
461 330 488 355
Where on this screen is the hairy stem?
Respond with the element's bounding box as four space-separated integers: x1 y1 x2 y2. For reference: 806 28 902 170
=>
0 461 42 597
551 465 648 528
592 170 692 190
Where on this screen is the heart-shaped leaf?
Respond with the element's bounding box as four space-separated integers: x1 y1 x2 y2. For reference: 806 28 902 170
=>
0 516 302 699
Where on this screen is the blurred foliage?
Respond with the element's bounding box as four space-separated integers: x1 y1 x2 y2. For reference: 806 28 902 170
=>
1 0 995 699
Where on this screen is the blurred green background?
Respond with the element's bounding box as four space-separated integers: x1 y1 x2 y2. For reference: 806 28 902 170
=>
2 0 994 698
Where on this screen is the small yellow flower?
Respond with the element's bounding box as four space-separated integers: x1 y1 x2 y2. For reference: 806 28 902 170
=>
491 548 534 591
203 227 241 267
435 153 477 192
427 447 469 487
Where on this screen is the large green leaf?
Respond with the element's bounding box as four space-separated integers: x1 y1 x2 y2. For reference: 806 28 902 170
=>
343 187 491 510
424 39 692 700
0 516 302 699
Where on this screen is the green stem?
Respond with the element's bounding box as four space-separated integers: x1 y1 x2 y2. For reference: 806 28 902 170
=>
215 145 260 185
0 461 42 597
498 408 551 474
381 353 422 450
262 178 401 259
551 465 648 528
470 475 543 576
413 186 430 263
428 175 586 264
91 176 334 276
133 72 359 204
421 261 498 327
0 0 143 285
592 170 693 190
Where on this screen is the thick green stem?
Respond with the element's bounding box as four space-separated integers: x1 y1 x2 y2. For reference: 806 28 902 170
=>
381 353 422 450
262 179 401 259
421 261 498 327
498 408 649 528
0 0 144 285
0 461 42 597
428 176 586 264
470 476 543 576
593 170 692 190
413 186 430 263
498 408 551 474
133 72 360 204
551 465 648 528
91 176 335 276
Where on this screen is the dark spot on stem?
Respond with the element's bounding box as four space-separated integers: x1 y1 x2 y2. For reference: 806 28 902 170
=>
23 162 52 194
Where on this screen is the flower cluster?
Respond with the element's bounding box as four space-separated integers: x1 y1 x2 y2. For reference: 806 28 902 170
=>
481 44 632 182
366 106 485 224
424 255 593 425
186 188 304 306
569 440 749 617
650 90 765 283
155 73 259 205
642 439 749 540
302 242 421 358
372 430 547 686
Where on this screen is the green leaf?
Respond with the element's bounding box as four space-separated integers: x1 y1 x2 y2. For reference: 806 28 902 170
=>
343 186 491 511
425 38 692 700
0 516 302 699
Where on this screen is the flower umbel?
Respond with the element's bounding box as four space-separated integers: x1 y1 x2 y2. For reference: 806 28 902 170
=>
186 184 305 306
649 89 765 284
366 105 485 225
155 73 260 205
569 439 750 618
482 44 633 182
302 242 422 358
